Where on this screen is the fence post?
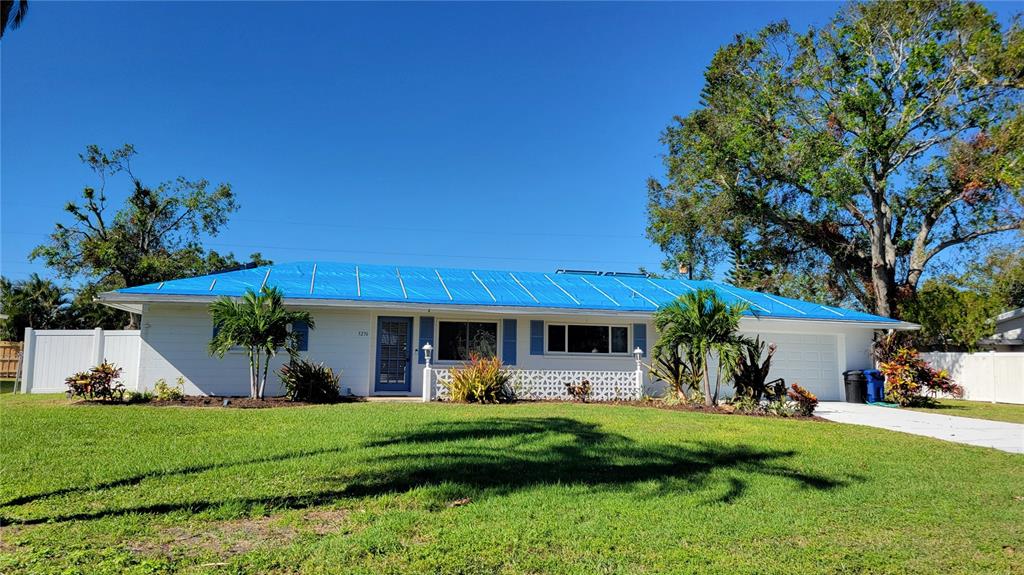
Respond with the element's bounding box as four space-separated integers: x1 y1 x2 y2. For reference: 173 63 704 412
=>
990 350 997 404
20 328 35 393
92 327 105 366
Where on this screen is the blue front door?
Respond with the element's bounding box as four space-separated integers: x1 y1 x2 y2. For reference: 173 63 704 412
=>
375 316 413 393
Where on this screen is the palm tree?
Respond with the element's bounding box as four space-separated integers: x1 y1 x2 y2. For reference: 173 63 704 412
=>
653 288 749 406
0 274 73 340
208 287 314 399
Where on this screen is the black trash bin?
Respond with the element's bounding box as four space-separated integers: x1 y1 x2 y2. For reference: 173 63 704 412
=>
843 370 867 403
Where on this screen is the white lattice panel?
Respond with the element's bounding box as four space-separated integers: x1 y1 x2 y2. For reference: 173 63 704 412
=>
430 368 640 401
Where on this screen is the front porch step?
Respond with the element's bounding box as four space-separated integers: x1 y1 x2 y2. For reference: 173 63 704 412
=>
364 396 422 402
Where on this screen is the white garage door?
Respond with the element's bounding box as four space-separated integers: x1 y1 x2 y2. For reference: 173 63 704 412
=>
751 333 841 400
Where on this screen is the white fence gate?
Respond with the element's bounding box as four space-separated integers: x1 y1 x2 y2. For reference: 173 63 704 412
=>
921 352 1024 405
21 328 142 394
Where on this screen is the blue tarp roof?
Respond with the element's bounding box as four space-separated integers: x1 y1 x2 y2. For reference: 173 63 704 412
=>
114 261 900 324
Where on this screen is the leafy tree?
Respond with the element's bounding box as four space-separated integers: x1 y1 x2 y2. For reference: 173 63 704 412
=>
648 1 1024 317
0 0 27 39
0 274 74 340
899 280 1000 351
959 246 1024 310
653 288 749 406
208 287 314 399
31 145 266 328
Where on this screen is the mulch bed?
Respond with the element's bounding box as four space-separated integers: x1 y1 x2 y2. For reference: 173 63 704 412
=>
73 395 824 419
620 400 826 421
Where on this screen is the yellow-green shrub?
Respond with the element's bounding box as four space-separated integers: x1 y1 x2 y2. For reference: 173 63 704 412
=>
447 355 513 403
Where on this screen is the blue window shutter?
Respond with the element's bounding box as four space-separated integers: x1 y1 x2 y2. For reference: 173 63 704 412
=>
212 325 220 339
633 323 647 356
292 320 309 352
502 319 517 365
530 320 544 355
418 316 434 364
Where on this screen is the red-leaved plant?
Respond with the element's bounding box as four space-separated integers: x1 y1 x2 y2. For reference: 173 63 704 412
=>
65 361 125 402
878 348 963 406
787 383 818 416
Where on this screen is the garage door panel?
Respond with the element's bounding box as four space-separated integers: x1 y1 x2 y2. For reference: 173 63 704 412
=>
743 332 841 400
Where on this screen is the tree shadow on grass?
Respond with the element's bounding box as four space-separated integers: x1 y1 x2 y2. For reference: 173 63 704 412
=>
346 417 854 498
913 403 967 412
0 446 353 509
1 417 860 527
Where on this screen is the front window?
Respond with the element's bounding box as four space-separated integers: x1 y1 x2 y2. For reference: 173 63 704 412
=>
548 324 629 354
437 321 498 361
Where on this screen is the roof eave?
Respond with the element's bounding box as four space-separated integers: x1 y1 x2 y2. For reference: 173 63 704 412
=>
99 291 915 328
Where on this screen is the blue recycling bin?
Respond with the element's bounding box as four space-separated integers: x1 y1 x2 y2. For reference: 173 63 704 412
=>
864 369 885 403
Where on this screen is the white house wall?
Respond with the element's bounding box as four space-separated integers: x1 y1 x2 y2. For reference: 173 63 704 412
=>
139 304 373 396
136 304 877 400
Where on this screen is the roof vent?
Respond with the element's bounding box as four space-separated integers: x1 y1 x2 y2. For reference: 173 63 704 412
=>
209 261 260 275
555 269 601 276
601 271 649 278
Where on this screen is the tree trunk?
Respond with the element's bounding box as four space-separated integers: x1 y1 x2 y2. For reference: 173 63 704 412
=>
258 352 270 399
869 182 899 318
249 350 258 399
125 313 141 330
703 357 713 407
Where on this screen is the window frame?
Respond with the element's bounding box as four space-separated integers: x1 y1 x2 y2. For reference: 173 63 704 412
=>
545 323 631 356
434 319 501 364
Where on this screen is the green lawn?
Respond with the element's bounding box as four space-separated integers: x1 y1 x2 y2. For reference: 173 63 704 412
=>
0 395 1021 575
907 398 1024 424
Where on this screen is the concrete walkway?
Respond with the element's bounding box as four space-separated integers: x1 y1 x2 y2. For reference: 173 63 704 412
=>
817 401 1024 454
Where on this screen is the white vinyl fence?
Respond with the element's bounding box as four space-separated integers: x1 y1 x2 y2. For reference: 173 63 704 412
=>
21 328 142 393
921 352 1024 404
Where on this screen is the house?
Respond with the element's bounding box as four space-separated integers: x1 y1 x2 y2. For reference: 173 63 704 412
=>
96 261 914 401
981 307 1024 351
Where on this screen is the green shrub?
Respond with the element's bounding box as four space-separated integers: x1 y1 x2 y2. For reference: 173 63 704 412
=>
447 355 513 404
733 337 786 401
153 377 185 401
564 378 591 402
765 397 795 417
648 345 701 402
787 383 818 416
730 394 760 414
65 361 125 402
278 358 341 403
124 390 153 404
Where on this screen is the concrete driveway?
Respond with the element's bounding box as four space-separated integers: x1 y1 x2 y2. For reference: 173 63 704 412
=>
817 401 1024 454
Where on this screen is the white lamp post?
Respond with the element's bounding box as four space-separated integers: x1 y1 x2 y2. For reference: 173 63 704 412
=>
422 343 433 368
421 343 434 402
633 347 644 399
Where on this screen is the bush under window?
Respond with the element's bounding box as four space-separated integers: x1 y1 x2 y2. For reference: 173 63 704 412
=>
446 355 513 403
278 358 341 403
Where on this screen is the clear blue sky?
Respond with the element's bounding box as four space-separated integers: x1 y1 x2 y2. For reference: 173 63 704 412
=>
3 1 1010 285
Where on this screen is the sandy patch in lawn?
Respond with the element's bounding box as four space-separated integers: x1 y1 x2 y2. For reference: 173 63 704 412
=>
128 509 350 558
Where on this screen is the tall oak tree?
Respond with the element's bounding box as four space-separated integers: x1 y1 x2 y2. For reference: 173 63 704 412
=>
648 0 1024 317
